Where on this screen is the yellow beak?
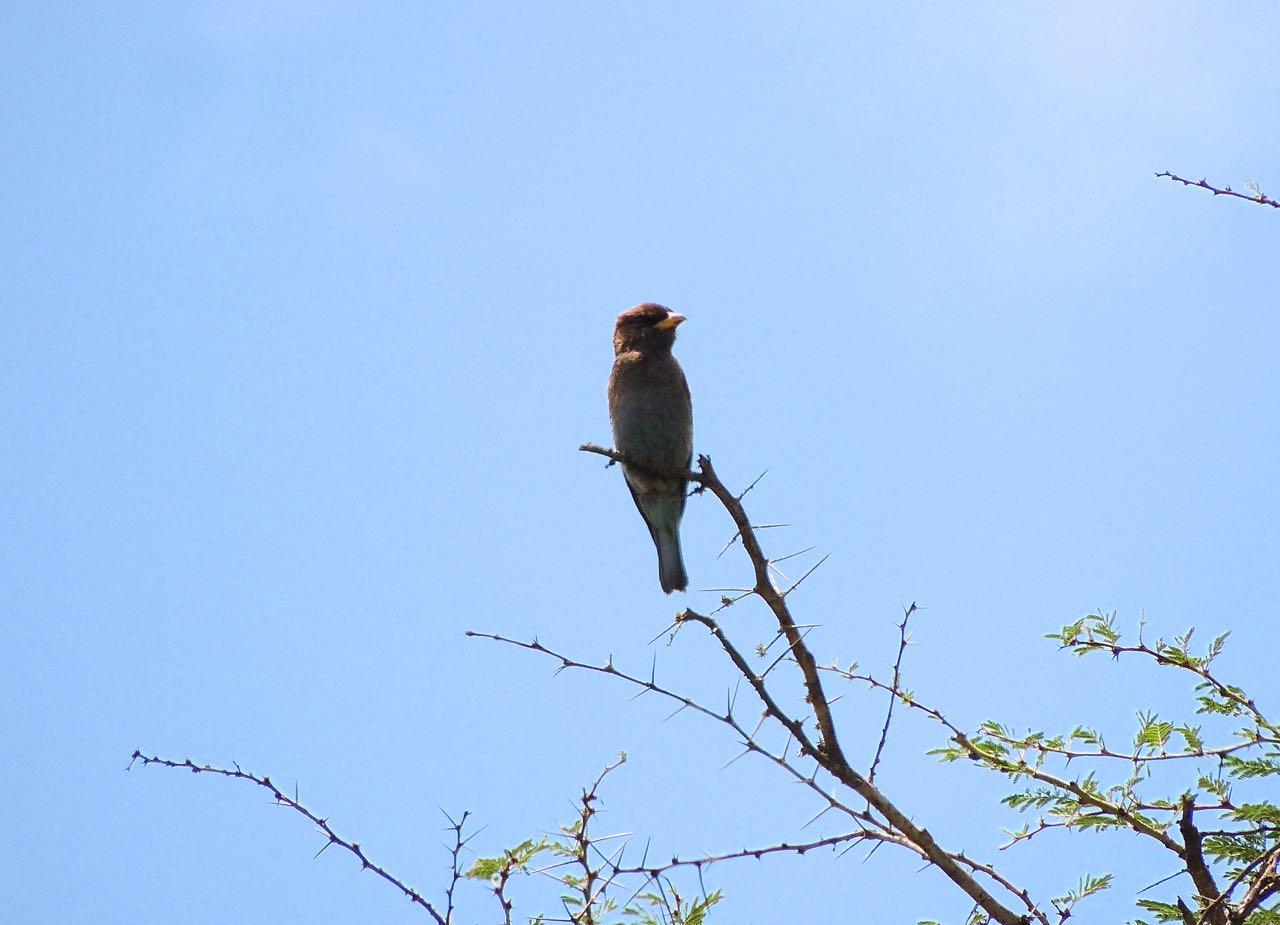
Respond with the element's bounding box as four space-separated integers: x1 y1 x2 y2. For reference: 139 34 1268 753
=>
655 313 686 331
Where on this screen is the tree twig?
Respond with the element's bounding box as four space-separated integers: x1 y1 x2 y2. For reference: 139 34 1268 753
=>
1155 171 1279 210
869 602 916 784
128 750 449 923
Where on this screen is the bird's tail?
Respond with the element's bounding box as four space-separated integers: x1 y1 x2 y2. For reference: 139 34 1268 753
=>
656 527 688 594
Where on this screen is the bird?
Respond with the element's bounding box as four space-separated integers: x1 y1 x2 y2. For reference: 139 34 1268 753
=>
607 303 694 593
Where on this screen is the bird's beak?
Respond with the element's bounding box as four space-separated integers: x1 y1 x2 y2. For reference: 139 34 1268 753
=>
655 313 686 331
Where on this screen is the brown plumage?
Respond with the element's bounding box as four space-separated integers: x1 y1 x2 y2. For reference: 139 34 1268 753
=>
607 303 693 593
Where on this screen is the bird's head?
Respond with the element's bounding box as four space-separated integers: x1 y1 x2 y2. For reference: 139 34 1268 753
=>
613 303 686 356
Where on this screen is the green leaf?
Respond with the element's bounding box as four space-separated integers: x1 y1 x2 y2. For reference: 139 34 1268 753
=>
1134 898 1185 922
1232 802 1280 825
1176 724 1204 752
1225 753 1280 779
464 857 503 880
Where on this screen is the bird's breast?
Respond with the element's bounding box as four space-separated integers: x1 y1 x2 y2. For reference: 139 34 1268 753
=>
608 353 692 473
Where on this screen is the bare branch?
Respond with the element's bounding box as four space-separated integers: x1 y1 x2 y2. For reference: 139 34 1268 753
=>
442 808 473 923
610 829 874 878
128 751 449 923
869 602 917 784
467 629 871 833
1156 171 1279 210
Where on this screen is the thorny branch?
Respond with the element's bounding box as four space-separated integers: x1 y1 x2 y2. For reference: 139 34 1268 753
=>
127 750 449 924
442 809 471 925
1156 171 1279 210
609 830 871 877
576 443 1039 925
471 629 1049 925
869 602 916 785
464 629 881 838
566 755 626 924
1057 625 1274 738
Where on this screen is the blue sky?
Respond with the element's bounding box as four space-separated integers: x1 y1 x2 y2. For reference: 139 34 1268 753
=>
3 3 1278 923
